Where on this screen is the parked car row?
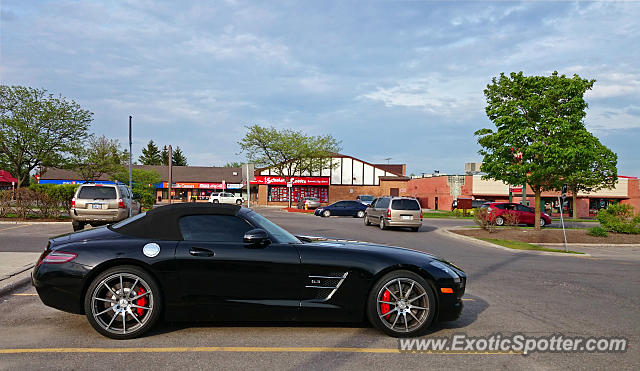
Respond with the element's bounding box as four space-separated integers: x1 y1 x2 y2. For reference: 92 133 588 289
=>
481 202 552 227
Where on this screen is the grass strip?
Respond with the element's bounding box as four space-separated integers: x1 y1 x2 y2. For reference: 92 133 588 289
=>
478 237 584 254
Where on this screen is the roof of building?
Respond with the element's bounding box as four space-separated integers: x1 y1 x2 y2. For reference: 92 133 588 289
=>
0 170 18 184
40 165 243 183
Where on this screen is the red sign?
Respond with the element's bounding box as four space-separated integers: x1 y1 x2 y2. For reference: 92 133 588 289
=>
162 182 225 189
252 176 329 186
510 187 523 193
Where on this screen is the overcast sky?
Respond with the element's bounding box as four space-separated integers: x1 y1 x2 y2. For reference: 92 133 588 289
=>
2 1 639 176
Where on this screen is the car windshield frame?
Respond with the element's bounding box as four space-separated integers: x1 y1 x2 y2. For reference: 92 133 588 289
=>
242 210 300 244
110 212 147 229
391 199 421 210
77 186 117 200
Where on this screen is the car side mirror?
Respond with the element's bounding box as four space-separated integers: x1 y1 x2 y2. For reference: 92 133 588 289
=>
243 229 270 247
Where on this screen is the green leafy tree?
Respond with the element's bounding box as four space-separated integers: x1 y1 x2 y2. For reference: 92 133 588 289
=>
224 162 244 168
111 168 161 208
0 85 92 187
171 146 188 166
561 131 617 219
71 135 125 181
160 145 169 166
139 140 162 165
475 71 596 230
238 124 341 177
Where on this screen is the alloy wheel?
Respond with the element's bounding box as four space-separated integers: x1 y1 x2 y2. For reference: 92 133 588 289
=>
376 278 430 333
90 273 154 336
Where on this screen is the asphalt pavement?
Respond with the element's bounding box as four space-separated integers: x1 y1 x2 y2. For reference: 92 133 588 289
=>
0 210 638 370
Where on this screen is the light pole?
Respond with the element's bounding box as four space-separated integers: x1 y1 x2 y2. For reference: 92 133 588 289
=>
168 145 172 205
128 116 132 217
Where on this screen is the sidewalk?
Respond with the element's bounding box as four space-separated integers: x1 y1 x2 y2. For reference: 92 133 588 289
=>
0 252 41 297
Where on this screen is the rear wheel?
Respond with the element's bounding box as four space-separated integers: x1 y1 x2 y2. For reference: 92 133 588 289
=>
236 199 242 205
367 270 435 337
410 227 420 232
540 218 546 227
84 265 161 340
379 218 387 230
212 200 219 204
72 221 85 231
356 210 365 218
495 216 504 226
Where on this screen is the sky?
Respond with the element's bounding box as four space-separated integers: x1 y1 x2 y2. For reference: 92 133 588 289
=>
1 0 639 176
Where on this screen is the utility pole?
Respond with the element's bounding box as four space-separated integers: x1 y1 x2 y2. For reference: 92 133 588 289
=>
128 116 132 217
168 145 173 205
246 163 251 208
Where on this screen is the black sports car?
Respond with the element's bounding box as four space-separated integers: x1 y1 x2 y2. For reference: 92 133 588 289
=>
314 200 368 218
32 203 466 339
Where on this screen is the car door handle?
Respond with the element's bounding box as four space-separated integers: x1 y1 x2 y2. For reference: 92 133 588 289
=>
189 247 215 257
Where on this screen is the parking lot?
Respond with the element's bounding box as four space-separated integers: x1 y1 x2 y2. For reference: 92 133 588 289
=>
1 209 638 369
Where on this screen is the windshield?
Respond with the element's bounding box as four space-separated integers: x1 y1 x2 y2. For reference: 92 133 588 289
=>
243 210 300 244
359 195 374 201
391 199 421 210
111 212 147 229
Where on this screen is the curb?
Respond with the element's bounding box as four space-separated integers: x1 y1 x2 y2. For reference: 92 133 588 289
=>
0 266 34 297
0 221 70 225
437 228 592 258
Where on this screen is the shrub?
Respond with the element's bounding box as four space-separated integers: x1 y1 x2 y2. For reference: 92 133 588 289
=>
14 188 36 219
473 207 496 233
588 226 608 237
596 203 640 234
502 211 520 227
0 190 12 218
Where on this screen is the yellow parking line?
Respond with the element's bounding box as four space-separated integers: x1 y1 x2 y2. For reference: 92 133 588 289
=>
0 346 518 355
12 293 38 296
0 224 30 232
462 298 474 301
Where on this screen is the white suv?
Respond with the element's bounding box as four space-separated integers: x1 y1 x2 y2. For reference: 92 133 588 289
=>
208 192 244 205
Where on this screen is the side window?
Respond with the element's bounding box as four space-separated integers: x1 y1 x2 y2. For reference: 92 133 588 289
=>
517 205 533 213
333 201 346 207
378 198 390 209
179 215 254 242
370 199 378 208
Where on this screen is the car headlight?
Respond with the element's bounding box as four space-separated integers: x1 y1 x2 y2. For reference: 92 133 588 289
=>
430 261 461 283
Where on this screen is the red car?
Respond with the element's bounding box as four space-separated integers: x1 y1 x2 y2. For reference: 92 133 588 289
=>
482 202 552 227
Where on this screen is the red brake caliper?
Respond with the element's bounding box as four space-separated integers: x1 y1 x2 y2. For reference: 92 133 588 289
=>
136 287 147 316
380 290 391 319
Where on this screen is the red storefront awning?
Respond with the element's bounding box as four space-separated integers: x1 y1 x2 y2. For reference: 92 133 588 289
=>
0 170 18 184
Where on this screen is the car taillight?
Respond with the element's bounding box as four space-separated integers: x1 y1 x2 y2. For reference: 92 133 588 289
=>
387 209 391 218
118 199 125 208
71 198 76 208
37 251 77 266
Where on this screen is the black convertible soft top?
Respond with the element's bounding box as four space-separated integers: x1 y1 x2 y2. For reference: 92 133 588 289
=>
113 203 241 240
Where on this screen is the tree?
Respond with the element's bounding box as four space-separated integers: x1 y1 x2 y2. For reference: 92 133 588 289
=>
171 146 188 166
138 140 162 165
160 145 169 166
238 124 341 177
71 135 125 181
111 168 161 208
475 71 596 230
224 162 244 168
561 131 617 219
0 85 92 187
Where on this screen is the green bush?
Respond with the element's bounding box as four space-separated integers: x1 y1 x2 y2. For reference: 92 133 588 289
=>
588 226 608 237
0 190 12 218
596 203 640 234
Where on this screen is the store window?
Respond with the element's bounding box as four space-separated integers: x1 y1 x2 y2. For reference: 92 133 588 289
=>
268 186 328 203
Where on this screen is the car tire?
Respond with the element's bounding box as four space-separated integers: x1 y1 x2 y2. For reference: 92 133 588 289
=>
84 265 162 340
236 199 242 205
72 221 85 231
364 215 371 226
540 218 546 227
212 200 219 204
495 216 504 226
322 210 331 217
410 227 420 232
379 218 387 230
367 270 436 337
356 210 365 218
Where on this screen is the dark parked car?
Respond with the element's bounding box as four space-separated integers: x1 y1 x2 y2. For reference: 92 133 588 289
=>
32 203 465 339
314 200 368 218
483 202 552 227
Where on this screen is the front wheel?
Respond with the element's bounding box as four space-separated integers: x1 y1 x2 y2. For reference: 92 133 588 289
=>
356 210 365 218
364 215 371 226
236 199 242 205
322 210 331 217
367 270 436 337
540 218 546 227
84 265 162 340
212 200 219 203
494 216 504 226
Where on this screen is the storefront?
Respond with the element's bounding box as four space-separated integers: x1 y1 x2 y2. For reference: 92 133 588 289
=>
252 176 330 203
158 181 245 202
